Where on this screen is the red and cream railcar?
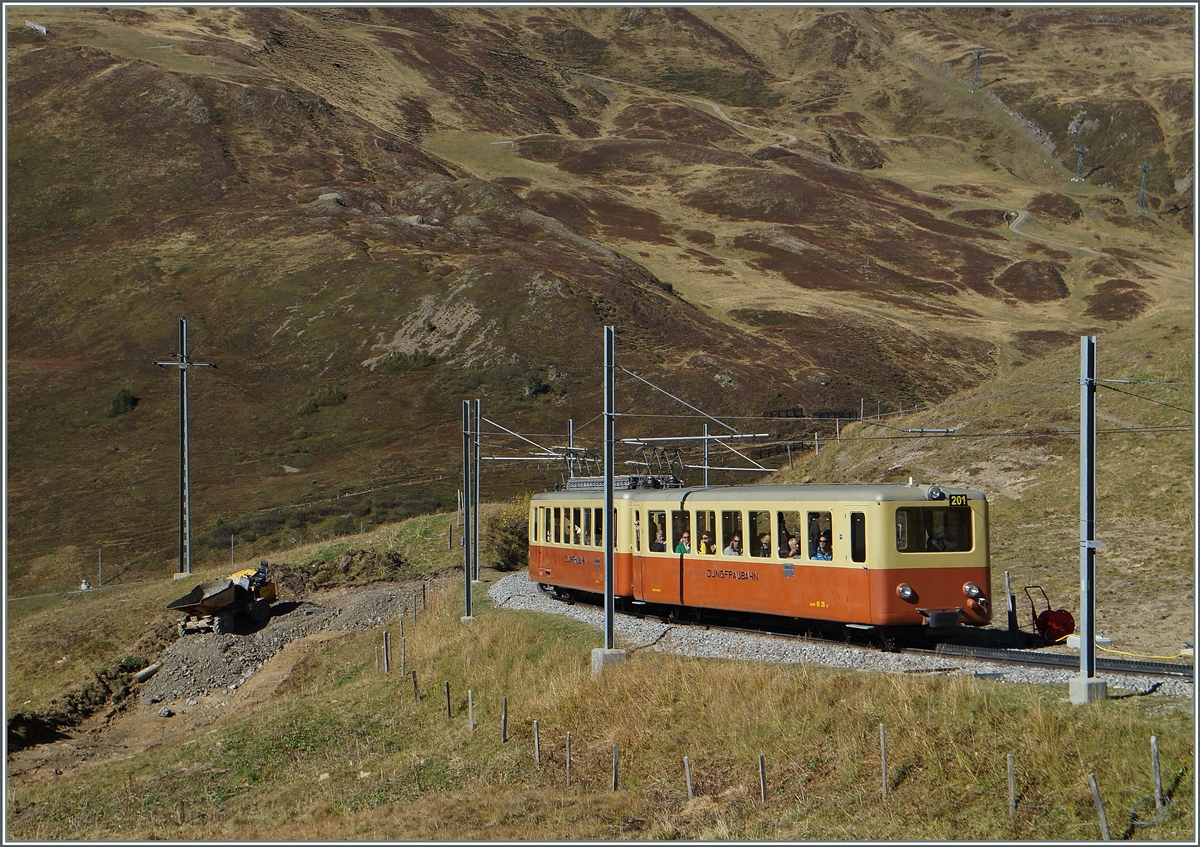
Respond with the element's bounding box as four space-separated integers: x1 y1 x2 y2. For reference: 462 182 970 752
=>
529 482 991 635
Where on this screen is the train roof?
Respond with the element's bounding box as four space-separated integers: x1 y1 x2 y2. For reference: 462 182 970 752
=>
532 482 986 503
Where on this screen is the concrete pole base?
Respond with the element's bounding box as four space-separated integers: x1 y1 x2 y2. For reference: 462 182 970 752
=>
592 648 627 676
173 572 191 580
461 615 474 623
1069 676 1108 704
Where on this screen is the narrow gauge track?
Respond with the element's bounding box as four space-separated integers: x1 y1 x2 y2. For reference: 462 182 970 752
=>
547 588 1193 682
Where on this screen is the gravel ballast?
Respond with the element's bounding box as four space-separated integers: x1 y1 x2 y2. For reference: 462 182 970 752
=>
489 572 1193 702
141 588 416 707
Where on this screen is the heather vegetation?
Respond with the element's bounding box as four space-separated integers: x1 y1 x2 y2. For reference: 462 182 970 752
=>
5 6 1193 839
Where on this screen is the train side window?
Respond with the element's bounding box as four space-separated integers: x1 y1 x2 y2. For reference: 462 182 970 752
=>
850 512 866 563
648 510 667 551
720 511 743 554
583 508 592 546
777 510 800 557
571 508 581 546
553 508 561 544
750 510 772 557
896 510 909 551
696 510 716 554
671 511 691 552
807 511 831 558
593 508 604 547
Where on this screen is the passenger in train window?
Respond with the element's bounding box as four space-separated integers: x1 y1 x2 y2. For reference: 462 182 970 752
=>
786 536 801 558
813 534 833 560
723 535 742 556
675 532 691 554
650 530 667 552
757 534 772 558
697 533 715 555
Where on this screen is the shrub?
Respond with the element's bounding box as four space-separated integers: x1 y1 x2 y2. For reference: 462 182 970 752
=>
483 493 530 571
105 387 137 417
297 385 347 415
380 350 436 372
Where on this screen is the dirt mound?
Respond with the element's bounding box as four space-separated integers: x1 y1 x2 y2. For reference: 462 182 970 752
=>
271 549 418 600
141 584 418 706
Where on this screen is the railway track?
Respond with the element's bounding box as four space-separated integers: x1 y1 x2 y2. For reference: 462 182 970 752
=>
557 590 1194 683
929 643 1194 680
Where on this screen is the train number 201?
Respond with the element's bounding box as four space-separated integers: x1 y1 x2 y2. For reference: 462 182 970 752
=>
947 494 968 506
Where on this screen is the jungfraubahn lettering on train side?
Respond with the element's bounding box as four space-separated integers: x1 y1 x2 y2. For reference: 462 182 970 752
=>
564 555 587 564
706 568 760 581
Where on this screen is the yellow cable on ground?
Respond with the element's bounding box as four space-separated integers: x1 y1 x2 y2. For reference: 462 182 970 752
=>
1097 644 1190 661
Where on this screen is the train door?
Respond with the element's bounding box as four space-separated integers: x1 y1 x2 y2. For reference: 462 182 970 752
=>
837 506 871 622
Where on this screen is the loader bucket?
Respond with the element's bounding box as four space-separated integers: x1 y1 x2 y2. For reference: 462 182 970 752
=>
166 579 236 614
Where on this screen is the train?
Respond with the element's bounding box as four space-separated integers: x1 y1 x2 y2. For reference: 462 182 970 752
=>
528 478 991 642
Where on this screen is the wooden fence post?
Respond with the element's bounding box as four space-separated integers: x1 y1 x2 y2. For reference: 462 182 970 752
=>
445 681 451 718
1007 753 1016 816
612 744 619 791
375 645 379 674
684 755 693 800
383 631 390 674
759 753 767 804
880 723 888 799
1088 774 1111 840
1151 736 1164 812
534 720 541 767
411 670 420 704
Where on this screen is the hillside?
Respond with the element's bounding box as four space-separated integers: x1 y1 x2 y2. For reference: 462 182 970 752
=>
5 3 1194 613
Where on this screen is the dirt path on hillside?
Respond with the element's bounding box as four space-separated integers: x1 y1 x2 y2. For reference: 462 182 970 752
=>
7 576 456 791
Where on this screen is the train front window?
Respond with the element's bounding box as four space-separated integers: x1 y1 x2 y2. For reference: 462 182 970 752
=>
895 507 973 552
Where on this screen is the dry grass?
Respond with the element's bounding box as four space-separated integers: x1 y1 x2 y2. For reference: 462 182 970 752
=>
7 576 1192 840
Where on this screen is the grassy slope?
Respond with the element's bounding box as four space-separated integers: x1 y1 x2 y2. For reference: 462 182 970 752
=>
5 6 1192 595
6 571 1192 841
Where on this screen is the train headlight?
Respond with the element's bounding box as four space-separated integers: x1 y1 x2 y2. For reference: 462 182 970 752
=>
896 583 915 601
963 582 982 599
927 486 943 500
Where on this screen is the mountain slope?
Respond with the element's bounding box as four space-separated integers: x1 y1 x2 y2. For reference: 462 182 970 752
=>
4 6 1192 592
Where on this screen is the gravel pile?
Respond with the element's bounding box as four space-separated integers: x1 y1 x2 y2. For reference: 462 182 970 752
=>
141 588 413 706
489 573 1194 702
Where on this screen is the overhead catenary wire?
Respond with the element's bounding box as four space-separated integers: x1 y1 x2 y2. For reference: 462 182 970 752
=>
1097 382 1194 415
